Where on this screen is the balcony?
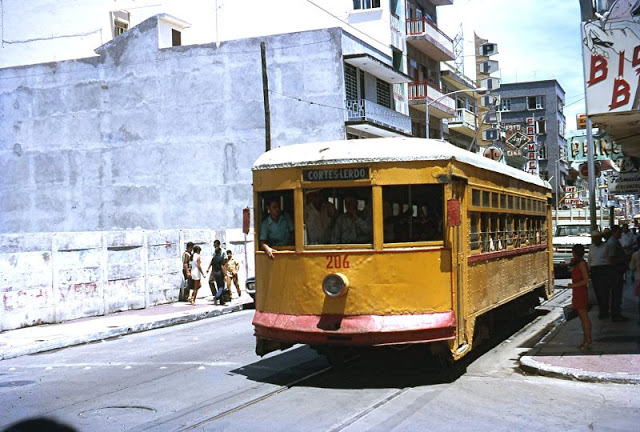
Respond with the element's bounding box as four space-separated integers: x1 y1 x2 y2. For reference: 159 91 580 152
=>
406 18 454 61
407 81 456 118
447 108 477 138
345 99 412 137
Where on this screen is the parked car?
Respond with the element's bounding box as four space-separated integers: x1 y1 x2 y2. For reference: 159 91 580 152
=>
553 222 593 278
245 276 256 300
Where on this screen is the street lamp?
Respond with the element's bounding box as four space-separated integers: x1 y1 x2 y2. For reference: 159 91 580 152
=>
425 87 487 139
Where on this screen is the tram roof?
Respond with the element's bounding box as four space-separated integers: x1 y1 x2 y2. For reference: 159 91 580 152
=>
253 138 551 190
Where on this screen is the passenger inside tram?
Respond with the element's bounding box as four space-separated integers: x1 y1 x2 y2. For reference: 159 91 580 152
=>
304 188 336 245
259 196 294 258
331 191 373 244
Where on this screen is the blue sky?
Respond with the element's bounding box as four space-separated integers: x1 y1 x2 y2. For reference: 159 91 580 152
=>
439 0 585 130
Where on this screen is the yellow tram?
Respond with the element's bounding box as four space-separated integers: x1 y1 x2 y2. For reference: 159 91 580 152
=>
251 138 553 361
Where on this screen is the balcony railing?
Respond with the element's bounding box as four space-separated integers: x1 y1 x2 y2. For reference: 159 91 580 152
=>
345 99 412 134
450 108 476 129
407 81 455 115
406 18 454 55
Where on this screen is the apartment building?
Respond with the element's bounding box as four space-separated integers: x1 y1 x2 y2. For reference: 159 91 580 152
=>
494 80 568 205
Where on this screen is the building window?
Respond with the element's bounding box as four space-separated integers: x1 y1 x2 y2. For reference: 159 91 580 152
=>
112 11 130 37
536 119 547 134
353 0 380 9
558 119 566 138
115 21 128 36
392 48 403 72
376 79 392 109
539 144 548 160
345 64 358 100
172 29 182 47
527 96 544 110
499 98 511 111
557 96 564 113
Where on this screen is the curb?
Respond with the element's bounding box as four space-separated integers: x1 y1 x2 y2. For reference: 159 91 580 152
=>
1 303 245 361
519 355 640 385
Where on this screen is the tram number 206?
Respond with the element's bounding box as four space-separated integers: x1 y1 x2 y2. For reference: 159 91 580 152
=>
326 255 349 269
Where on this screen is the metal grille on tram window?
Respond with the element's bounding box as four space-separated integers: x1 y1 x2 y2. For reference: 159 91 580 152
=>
345 64 358 101
376 79 392 109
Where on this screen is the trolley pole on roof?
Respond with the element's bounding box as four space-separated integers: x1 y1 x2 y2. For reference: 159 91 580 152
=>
261 42 271 152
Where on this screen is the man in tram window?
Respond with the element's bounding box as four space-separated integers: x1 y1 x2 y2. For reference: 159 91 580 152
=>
331 191 372 244
304 188 336 245
260 196 294 259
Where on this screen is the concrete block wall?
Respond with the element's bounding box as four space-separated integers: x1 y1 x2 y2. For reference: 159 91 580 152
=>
0 229 255 332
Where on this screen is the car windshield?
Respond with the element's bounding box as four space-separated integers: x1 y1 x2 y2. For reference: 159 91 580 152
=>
555 225 591 237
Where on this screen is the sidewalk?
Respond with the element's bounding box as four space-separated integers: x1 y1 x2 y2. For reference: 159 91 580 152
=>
0 292 254 361
520 280 640 384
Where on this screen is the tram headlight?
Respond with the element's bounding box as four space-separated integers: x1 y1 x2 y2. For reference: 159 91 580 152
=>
322 273 349 297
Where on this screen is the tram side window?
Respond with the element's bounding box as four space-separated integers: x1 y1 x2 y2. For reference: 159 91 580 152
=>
470 213 480 250
258 191 295 252
382 184 444 243
324 186 373 245
304 188 337 245
328 186 373 244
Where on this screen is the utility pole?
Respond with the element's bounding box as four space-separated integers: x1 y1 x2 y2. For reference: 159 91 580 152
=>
260 42 271 152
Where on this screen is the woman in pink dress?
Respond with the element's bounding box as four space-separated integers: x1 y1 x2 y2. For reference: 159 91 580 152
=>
568 244 592 349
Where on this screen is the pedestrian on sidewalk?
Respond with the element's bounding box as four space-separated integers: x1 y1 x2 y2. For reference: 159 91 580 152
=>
207 246 227 305
226 249 242 298
187 245 206 305
182 242 194 302
568 243 592 350
606 225 629 322
588 230 610 319
628 237 640 324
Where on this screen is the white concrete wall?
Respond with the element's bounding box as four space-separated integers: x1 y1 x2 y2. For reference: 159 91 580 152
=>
0 18 346 234
0 228 255 331
0 18 345 329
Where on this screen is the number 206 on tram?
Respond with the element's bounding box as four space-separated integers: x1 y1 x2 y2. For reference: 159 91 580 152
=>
251 138 553 361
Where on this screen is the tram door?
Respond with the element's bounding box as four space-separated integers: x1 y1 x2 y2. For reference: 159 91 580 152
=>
450 180 467 349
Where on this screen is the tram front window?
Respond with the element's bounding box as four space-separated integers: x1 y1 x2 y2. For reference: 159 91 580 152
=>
382 184 444 243
303 187 372 246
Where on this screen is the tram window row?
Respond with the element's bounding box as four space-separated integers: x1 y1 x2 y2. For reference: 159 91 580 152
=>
257 184 445 248
469 187 548 254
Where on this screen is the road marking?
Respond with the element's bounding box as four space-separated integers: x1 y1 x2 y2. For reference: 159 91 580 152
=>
4 361 241 369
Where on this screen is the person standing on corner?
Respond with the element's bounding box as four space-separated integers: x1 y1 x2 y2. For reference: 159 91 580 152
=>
214 239 228 262
568 244 592 350
187 245 206 305
628 236 640 324
182 242 194 302
207 246 227 305
606 225 630 322
588 231 610 319
225 250 242 299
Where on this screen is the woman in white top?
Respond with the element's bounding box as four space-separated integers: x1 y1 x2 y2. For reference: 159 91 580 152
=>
187 245 206 305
